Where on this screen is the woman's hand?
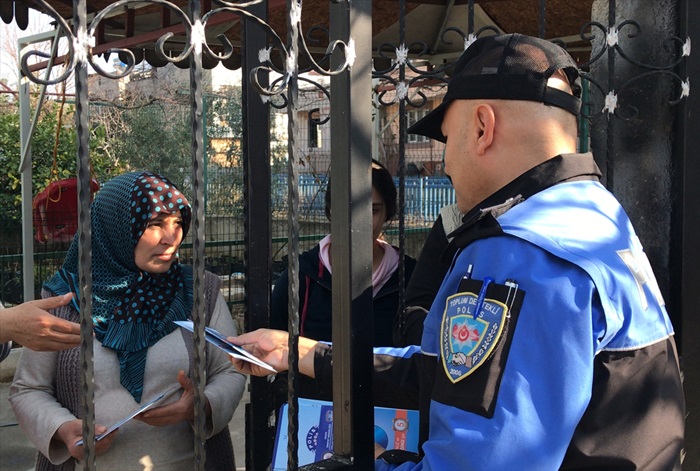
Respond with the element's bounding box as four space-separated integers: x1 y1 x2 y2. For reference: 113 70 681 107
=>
55 419 116 460
136 370 210 426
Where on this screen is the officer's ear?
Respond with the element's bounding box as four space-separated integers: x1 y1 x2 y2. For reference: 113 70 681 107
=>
474 103 495 155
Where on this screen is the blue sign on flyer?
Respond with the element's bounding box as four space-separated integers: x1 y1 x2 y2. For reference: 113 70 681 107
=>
272 398 419 469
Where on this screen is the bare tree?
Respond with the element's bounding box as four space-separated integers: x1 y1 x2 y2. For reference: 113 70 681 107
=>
1 9 75 95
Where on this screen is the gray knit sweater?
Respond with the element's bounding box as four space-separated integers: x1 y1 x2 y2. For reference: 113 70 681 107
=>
9 272 246 470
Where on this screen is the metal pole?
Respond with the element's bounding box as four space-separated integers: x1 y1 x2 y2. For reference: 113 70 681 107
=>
329 0 374 466
188 1 207 469
18 28 61 303
677 2 699 469
18 54 34 305
242 0 274 468
73 1 97 468
285 0 300 467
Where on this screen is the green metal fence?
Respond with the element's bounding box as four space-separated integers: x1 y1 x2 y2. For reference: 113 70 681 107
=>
1 89 436 313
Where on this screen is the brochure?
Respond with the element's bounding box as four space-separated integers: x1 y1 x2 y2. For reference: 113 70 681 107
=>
74 386 177 446
174 320 276 373
272 397 419 470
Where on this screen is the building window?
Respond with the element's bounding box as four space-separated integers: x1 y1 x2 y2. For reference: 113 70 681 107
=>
407 109 430 143
308 108 321 148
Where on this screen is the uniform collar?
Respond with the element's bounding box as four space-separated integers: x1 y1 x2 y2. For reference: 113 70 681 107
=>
449 153 601 249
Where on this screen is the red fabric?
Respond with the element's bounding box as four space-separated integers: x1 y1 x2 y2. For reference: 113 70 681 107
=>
32 178 100 243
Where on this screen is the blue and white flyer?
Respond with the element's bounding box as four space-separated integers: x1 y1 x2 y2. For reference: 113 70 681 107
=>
272 397 419 469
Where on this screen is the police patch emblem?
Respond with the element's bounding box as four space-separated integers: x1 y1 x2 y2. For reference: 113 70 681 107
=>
441 291 508 383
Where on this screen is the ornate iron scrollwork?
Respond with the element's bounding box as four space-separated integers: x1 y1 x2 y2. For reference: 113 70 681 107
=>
367 5 689 121
20 0 354 95
578 19 690 120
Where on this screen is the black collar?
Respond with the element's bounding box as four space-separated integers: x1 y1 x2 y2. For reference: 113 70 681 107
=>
448 153 602 250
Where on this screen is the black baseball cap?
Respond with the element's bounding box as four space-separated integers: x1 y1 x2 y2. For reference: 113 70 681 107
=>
408 33 582 143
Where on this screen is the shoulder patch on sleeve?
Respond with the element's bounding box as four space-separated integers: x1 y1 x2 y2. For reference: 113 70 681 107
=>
432 277 525 417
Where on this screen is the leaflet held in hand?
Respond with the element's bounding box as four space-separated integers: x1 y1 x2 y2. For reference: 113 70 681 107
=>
174 320 276 373
74 386 177 446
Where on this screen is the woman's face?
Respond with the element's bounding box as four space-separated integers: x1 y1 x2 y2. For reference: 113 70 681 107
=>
372 187 388 241
134 210 184 273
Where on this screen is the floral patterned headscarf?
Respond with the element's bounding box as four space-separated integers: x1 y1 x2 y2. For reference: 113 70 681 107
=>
44 171 192 402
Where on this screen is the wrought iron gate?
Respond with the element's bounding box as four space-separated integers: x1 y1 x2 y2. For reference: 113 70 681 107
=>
15 0 698 470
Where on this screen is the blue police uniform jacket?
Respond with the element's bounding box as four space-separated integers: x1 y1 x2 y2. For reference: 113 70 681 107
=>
310 153 684 471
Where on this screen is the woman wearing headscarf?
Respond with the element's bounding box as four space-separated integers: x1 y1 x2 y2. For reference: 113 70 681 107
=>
10 171 246 471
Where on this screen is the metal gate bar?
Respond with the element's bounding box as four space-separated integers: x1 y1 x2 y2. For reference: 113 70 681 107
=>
677 2 700 468
73 1 97 468
242 1 274 469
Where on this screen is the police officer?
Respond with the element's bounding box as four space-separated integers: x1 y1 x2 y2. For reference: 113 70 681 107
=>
231 33 685 470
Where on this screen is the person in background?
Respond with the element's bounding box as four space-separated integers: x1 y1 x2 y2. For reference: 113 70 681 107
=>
230 33 685 471
269 160 417 409
10 171 246 471
0 294 80 362
268 158 418 420
270 159 417 349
